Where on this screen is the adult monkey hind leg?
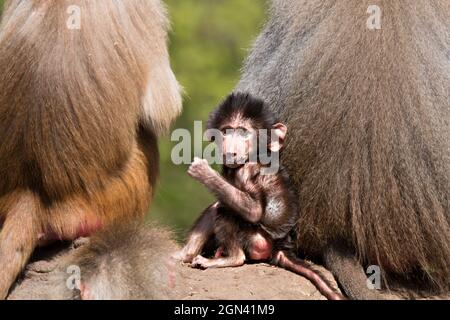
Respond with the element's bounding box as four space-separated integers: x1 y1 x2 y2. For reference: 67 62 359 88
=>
0 192 41 299
324 244 402 300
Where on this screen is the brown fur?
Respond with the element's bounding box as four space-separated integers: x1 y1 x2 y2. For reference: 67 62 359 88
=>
73 222 182 300
237 0 450 295
7 223 183 300
0 0 181 298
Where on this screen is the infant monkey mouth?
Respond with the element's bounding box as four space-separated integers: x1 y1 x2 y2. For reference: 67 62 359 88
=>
223 155 249 168
223 161 247 168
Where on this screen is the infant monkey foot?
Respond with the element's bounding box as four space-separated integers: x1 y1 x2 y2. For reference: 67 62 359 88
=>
191 255 211 269
171 249 196 263
191 253 246 269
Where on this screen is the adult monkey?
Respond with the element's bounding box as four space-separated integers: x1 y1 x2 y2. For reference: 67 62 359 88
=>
236 0 450 299
0 0 181 299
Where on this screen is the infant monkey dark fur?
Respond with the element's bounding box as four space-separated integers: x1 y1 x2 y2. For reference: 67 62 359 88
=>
175 93 345 300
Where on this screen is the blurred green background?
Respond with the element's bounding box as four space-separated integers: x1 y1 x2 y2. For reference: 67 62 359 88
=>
0 1 267 238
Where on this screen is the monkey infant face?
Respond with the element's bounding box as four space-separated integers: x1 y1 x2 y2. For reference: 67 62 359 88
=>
207 93 288 169
218 116 287 168
219 117 256 168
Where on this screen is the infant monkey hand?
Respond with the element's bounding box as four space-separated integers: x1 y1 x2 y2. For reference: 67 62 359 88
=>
188 157 215 182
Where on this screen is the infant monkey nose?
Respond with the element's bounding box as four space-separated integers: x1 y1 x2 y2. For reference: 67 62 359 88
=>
225 152 238 158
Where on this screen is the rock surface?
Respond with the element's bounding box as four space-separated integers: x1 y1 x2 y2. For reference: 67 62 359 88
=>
176 262 339 300
8 243 447 300
8 242 340 300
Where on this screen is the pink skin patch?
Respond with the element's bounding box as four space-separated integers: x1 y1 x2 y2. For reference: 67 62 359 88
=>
167 259 177 289
38 218 103 246
75 219 103 238
248 235 272 261
79 282 91 300
215 246 225 258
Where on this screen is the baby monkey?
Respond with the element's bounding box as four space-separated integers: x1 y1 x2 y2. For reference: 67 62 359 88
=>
175 93 345 300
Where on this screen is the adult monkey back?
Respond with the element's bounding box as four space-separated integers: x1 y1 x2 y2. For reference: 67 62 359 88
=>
0 0 181 299
237 0 450 299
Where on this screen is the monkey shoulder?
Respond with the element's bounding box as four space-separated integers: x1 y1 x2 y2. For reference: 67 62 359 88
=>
259 166 296 201
259 166 299 239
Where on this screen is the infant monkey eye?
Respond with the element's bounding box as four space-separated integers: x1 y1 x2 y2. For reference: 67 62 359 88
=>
221 128 250 140
235 128 252 139
221 127 233 136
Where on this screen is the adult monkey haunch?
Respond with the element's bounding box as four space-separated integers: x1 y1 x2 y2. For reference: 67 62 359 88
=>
0 0 181 299
237 0 450 299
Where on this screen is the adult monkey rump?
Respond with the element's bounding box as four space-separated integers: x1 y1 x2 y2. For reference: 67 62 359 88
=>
0 0 181 299
237 0 450 299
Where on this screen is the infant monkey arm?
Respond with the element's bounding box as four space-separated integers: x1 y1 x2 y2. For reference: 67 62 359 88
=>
188 158 263 223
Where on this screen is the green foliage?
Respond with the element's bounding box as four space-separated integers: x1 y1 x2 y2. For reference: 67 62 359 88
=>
152 0 267 236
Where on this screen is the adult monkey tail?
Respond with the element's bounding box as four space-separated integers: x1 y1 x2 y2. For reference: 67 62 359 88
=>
237 0 450 299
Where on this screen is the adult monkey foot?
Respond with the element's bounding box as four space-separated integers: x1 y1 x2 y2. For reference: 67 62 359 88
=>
324 244 405 300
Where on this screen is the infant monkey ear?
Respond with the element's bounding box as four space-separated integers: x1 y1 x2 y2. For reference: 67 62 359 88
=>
269 123 287 152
